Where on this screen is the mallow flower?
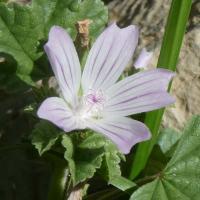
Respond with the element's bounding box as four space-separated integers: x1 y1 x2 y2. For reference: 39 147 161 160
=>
37 23 175 154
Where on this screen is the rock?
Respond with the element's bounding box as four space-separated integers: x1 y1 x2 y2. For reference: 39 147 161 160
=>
163 27 200 130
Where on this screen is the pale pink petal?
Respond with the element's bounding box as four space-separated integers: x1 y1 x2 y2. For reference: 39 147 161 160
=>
86 117 151 154
134 48 153 69
37 97 76 132
81 23 139 93
44 26 81 107
104 69 175 116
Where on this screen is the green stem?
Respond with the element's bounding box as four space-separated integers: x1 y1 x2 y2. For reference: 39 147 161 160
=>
129 0 192 180
135 173 161 186
46 154 69 200
84 188 131 200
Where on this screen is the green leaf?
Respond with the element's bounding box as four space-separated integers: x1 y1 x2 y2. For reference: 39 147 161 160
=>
78 132 108 149
158 128 181 155
89 135 132 191
130 179 168 200
31 120 61 156
102 146 122 183
62 131 127 187
0 0 108 86
130 115 200 200
61 134 76 183
62 132 105 185
79 132 130 191
32 0 108 40
130 179 190 200
0 2 43 83
129 0 192 180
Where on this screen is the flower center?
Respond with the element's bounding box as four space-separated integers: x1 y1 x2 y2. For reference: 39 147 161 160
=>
83 89 106 118
73 89 106 125
85 89 105 106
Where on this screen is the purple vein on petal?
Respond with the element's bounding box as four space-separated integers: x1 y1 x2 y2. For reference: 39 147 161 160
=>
91 36 117 87
105 69 174 98
54 53 73 94
44 45 73 96
103 123 134 141
104 122 139 134
47 108 69 112
107 77 169 101
106 97 175 113
95 123 128 142
85 28 112 89
57 39 74 89
96 33 132 89
95 26 139 90
89 35 112 82
56 116 72 123
107 92 161 107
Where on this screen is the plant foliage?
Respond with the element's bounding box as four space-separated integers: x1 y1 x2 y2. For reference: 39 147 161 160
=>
0 0 108 88
130 116 200 200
